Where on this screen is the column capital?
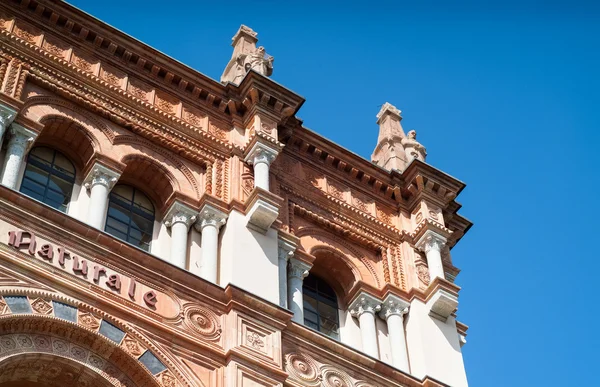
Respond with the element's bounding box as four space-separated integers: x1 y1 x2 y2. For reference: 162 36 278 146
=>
0 105 17 128
288 257 310 280
378 294 410 321
349 291 382 317
163 201 197 229
83 163 121 191
244 141 279 166
415 230 447 254
278 238 296 262
195 204 228 231
8 124 36 151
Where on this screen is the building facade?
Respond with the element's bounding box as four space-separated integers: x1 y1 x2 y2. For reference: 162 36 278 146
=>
0 1 472 386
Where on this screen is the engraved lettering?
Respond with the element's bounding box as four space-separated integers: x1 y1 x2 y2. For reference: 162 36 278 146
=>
57 247 71 266
143 291 157 308
106 274 121 291
128 278 136 300
93 265 107 283
72 256 88 277
7 231 36 255
37 244 54 261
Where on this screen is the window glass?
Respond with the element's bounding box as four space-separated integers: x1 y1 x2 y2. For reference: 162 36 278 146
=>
20 147 75 213
302 275 340 340
105 184 154 252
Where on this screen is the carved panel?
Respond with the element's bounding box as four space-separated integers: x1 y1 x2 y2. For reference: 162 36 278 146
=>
183 304 222 343
236 313 281 366
376 206 393 225
120 334 146 357
42 36 70 60
155 91 180 115
284 351 385 387
208 122 228 141
351 194 370 213
100 64 126 88
71 50 99 74
327 181 346 201
30 298 53 315
127 78 152 101
0 12 14 31
182 106 206 129
302 168 321 189
13 21 41 45
78 311 101 331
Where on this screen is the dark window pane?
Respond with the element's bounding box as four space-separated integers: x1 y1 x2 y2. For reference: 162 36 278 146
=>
138 350 166 375
4 296 32 314
98 320 125 343
19 147 74 213
105 185 155 252
52 301 77 323
301 275 340 340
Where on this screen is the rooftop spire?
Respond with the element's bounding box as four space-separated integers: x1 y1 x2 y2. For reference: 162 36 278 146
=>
371 103 427 172
220 25 274 85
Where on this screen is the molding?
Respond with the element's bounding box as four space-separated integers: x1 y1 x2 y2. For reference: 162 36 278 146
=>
348 291 382 317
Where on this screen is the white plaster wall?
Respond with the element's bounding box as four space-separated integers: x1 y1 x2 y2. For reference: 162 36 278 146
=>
150 220 170 263
219 210 279 304
376 316 392 365
188 228 203 275
405 299 468 387
338 308 362 351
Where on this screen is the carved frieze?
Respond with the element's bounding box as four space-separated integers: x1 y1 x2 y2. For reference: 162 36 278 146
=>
13 21 41 45
127 78 152 102
100 64 126 88
155 91 180 115
71 50 98 74
42 36 70 60
30 298 52 315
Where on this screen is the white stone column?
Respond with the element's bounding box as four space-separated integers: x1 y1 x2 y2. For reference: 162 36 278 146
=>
163 201 197 269
349 292 382 359
0 124 36 189
0 105 16 146
379 295 410 372
244 142 278 191
83 163 120 229
287 258 311 323
277 239 296 308
194 204 228 284
416 230 447 281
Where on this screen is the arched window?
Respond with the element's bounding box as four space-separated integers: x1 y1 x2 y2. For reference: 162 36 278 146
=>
19 146 76 213
303 274 340 340
104 184 154 252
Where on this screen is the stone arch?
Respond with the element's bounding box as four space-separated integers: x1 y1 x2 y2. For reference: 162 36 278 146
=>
308 245 362 305
118 154 179 214
0 352 116 387
20 96 115 145
32 114 99 175
114 135 201 200
0 315 160 387
297 228 381 299
0 289 192 387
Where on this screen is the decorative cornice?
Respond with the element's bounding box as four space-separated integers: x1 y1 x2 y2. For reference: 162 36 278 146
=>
195 203 228 231
278 238 296 262
244 138 280 166
83 162 121 191
378 294 410 321
376 102 402 124
0 104 16 129
163 201 198 229
6 123 36 150
348 291 382 317
288 257 311 280
415 230 447 254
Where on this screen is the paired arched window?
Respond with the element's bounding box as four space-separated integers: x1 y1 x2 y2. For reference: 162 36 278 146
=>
20 146 76 213
303 275 340 340
104 184 155 252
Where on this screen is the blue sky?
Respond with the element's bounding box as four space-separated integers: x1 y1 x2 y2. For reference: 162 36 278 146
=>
68 1 599 385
